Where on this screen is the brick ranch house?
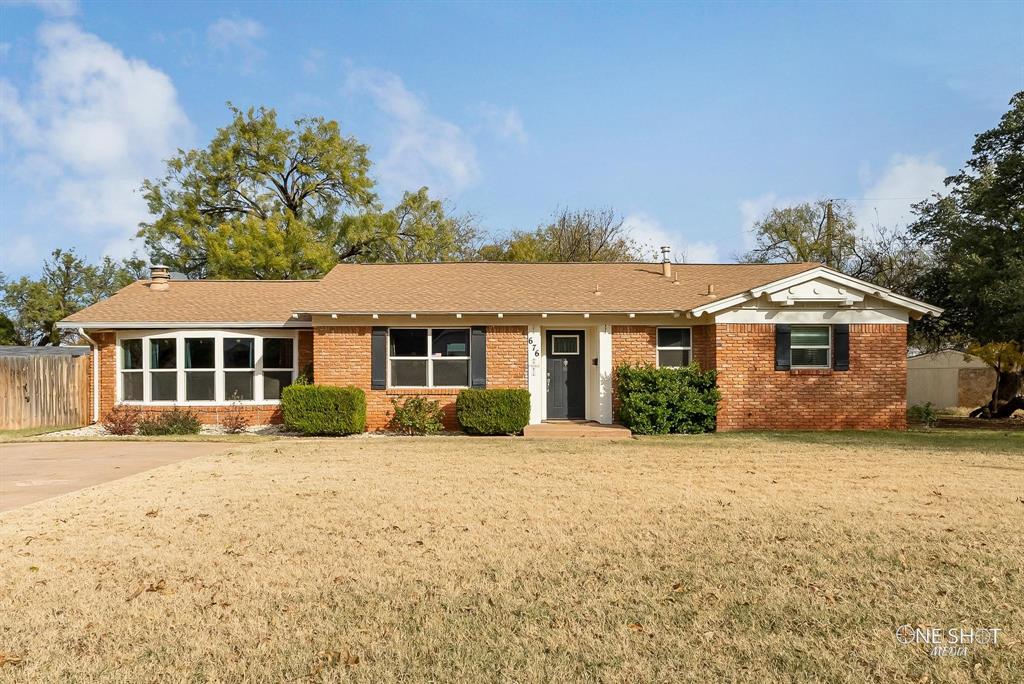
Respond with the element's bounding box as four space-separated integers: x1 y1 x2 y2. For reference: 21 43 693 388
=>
58 261 941 431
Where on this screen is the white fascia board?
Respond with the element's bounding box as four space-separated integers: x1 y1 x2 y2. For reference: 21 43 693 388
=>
691 266 943 318
55 320 312 330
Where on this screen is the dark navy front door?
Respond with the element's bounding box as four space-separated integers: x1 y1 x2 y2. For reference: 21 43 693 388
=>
546 330 585 419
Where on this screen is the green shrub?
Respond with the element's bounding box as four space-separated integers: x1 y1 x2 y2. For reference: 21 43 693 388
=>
456 388 531 435
909 401 938 428
389 396 445 435
615 363 720 434
137 409 202 436
281 384 366 435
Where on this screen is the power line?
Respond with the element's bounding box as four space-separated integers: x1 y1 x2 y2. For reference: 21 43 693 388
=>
829 196 930 202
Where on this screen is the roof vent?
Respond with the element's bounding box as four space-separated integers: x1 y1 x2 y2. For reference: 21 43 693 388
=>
706 283 716 296
150 264 170 291
660 246 672 278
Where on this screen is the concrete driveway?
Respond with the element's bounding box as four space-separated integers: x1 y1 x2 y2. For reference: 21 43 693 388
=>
0 441 231 512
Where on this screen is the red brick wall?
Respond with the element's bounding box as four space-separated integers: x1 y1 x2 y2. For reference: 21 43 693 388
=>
692 324 716 370
314 325 528 431
610 326 656 415
92 330 315 427
714 323 907 431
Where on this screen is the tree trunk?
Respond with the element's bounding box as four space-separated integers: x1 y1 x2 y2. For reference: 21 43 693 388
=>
969 369 1024 418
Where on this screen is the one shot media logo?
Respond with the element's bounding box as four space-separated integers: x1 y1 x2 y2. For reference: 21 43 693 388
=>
895 625 1002 657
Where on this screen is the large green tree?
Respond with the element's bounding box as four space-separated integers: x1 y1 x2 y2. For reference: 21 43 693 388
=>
911 91 1024 417
478 208 644 262
0 250 143 346
139 105 478 279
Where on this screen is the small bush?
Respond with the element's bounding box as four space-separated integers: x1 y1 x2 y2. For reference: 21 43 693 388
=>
616 363 720 435
102 405 141 435
456 388 531 435
220 403 249 434
282 384 366 436
909 402 938 428
389 396 445 435
137 409 202 436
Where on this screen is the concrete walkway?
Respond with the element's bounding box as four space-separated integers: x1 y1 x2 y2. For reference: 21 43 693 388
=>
0 441 231 512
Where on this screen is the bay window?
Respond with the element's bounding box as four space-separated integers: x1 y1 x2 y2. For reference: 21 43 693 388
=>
117 331 297 404
388 328 470 388
657 328 692 367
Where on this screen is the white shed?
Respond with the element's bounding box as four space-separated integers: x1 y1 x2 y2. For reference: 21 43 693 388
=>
907 351 995 409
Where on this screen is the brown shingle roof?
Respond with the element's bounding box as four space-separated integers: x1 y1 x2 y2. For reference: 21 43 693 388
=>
296 262 820 314
62 280 319 325
60 262 822 325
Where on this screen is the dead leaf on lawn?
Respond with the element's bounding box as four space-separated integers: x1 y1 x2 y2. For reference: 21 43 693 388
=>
309 649 359 676
628 622 644 632
0 654 24 667
145 509 159 517
671 582 685 592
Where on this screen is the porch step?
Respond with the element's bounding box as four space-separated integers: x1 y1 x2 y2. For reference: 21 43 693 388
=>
523 421 633 439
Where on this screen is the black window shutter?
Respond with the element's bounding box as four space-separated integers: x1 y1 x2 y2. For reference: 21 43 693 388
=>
833 324 850 371
470 326 487 388
775 324 791 371
371 327 387 389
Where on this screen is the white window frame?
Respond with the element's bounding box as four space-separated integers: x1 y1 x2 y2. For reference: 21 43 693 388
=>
119 338 144 401
656 327 692 368
387 327 471 389
550 334 580 356
790 325 832 369
115 329 298 406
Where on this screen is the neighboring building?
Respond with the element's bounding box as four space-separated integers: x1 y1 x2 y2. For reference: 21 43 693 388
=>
907 350 995 410
58 261 941 431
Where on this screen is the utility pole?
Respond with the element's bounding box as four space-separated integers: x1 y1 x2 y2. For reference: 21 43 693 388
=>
824 199 834 268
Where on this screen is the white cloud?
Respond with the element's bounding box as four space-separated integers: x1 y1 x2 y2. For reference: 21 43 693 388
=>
622 212 721 263
207 17 266 71
0 22 192 267
5 0 78 17
301 48 324 76
478 103 527 144
854 154 947 234
346 66 479 198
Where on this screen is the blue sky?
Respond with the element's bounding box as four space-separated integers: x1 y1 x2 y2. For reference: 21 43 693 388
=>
1 0 1021 277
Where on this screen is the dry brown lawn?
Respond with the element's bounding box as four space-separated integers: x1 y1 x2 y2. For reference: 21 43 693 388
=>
1 433 1022 682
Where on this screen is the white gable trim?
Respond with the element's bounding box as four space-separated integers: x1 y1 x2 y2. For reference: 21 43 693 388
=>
690 266 942 319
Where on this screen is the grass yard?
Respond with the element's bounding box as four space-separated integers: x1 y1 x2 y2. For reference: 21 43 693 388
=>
1 432 1022 682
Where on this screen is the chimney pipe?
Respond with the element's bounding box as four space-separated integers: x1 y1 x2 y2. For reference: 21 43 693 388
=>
150 264 170 291
660 246 672 278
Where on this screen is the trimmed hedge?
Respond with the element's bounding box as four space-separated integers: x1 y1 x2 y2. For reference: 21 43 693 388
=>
456 388 531 435
615 363 720 434
282 384 366 435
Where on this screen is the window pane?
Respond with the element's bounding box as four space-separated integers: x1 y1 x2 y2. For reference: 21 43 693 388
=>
151 339 176 369
224 338 254 369
792 348 829 367
151 371 177 401
263 338 293 369
657 328 690 349
433 359 469 386
186 371 215 400
185 338 215 369
391 359 427 386
225 371 255 401
658 349 690 367
121 340 142 370
792 326 829 346
262 371 292 400
431 329 469 357
121 372 143 401
390 329 427 357
552 336 579 354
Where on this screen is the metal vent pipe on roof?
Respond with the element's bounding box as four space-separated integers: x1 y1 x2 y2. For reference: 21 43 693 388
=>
660 246 672 278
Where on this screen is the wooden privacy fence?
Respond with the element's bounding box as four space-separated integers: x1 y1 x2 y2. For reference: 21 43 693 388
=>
0 354 90 430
